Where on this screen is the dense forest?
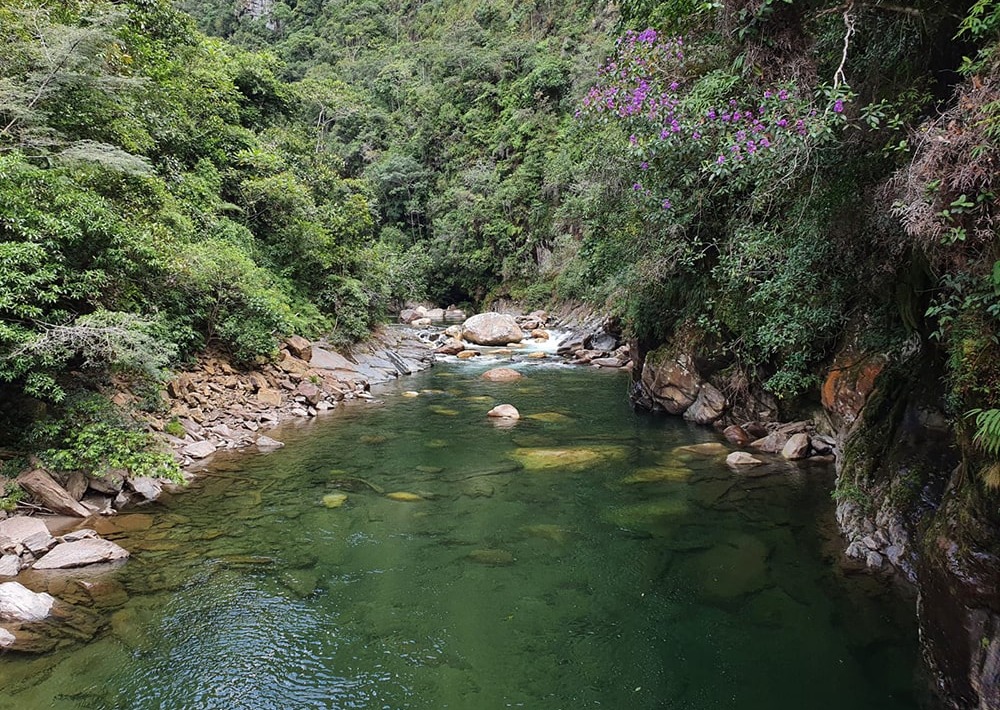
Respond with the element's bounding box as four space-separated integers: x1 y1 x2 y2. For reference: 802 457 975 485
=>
2 0 1000 704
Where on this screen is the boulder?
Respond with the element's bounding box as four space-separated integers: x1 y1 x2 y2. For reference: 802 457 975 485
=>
411 317 432 327
639 350 702 415
0 582 54 621
750 431 789 454
31 539 129 570
444 324 464 339
445 309 467 321
590 331 618 352
182 440 217 459
0 517 49 546
781 433 812 460
129 477 163 502
284 335 313 362
87 469 125 495
256 435 285 451
726 452 764 467
309 348 357 372
456 350 480 359
0 555 20 577
487 404 520 419
435 339 466 355
556 332 589 355
399 308 421 323
425 308 445 320
462 313 525 346
683 383 727 424
722 425 751 446
481 367 523 382
0 627 13 648
295 381 323 405
530 329 549 340
16 469 89 517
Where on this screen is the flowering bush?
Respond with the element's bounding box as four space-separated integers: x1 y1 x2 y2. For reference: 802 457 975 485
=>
577 28 851 212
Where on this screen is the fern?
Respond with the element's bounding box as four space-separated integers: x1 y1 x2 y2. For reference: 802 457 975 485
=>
968 408 1000 457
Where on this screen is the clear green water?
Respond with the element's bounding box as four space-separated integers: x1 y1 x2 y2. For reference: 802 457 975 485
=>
1 362 924 709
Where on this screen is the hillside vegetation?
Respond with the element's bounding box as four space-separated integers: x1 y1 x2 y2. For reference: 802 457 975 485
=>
2 0 1000 515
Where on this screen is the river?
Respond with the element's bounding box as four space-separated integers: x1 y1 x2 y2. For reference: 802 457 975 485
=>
0 359 925 709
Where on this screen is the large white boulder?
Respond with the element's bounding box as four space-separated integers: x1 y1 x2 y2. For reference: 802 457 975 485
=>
462 313 524 346
0 582 54 622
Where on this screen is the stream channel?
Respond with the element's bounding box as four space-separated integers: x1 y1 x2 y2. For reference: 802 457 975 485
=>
0 357 926 709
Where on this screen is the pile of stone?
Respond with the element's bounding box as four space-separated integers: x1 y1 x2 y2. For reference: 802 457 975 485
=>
399 304 467 327
722 420 837 467
130 328 434 469
0 516 128 580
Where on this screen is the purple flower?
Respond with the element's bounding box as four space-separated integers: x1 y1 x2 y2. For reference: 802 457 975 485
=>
692 131 701 140
707 109 717 119
716 155 725 164
833 99 844 113
662 199 672 210
778 89 789 101
670 81 679 91
746 141 756 153
764 90 773 99
640 162 649 171
629 134 638 145
760 136 771 148
776 118 788 128
633 182 642 191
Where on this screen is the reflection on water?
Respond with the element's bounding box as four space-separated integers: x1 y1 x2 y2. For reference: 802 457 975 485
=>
0 363 924 709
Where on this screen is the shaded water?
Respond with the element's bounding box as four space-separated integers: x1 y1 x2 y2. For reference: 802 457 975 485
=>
1 362 923 709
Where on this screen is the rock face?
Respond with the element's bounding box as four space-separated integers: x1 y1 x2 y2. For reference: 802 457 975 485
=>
0 582 54 621
638 350 702 415
683 382 727 424
31 539 130 570
462 313 524 346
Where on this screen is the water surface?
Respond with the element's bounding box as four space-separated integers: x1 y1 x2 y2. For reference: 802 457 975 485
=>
0 361 923 709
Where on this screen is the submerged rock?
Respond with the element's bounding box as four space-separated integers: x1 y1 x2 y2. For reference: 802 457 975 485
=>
481 367 523 382
386 492 424 502
622 466 692 484
510 445 625 471
466 549 515 566
322 493 348 509
0 582 54 622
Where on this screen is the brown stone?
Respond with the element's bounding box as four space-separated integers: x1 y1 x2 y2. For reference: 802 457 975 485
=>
256 387 282 407
456 350 480 359
284 335 313 362
781 433 811 460
16 470 89 517
683 383 727 425
722 425 751 446
822 351 886 424
639 350 702 415
462 313 525 346
295 381 323 405
435 339 466 355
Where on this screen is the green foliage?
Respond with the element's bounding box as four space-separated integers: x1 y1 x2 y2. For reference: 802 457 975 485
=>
30 392 181 482
968 408 1000 457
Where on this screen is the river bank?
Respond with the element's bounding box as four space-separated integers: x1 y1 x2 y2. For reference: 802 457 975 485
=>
0 359 925 709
